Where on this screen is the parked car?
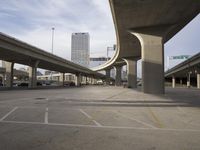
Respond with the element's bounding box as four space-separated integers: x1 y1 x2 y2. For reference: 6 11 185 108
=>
18 83 29 87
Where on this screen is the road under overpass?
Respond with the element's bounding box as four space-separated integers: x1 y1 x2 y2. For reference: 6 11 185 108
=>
92 0 200 94
165 52 200 89
0 33 108 88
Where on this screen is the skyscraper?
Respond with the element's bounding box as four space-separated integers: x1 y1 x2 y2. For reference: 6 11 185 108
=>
71 33 90 67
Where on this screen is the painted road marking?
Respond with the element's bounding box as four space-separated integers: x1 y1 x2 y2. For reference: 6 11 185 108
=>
0 107 18 121
148 107 164 128
113 110 157 129
79 109 102 127
0 120 200 133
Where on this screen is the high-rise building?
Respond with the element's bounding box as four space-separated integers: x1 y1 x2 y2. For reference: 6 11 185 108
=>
71 33 90 67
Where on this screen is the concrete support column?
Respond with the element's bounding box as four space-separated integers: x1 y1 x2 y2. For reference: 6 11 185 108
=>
2 74 5 86
29 60 40 88
59 73 65 86
85 76 87 84
4 61 14 88
3 61 14 87
125 59 137 88
187 73 191 88
91 77 95 85
197 74 200 89
75 73 81 87
105 69 111 85
133 33 164 94
180 79 183 86
114 66 122 86
172 76 176 88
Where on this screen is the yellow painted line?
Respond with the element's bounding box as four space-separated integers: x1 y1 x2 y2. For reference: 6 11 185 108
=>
148 107 164 128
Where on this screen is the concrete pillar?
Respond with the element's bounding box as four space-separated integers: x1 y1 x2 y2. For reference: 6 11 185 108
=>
88 77 91 85
75 73 81 86
187 73 191 88
172 76 176 88
105 69 111 85
4 61 14 88
133 33 164 94
28 67 37 88
91 77 94 85
114 66 122 86
180 79 183 85
59 73 65 86
124 59 137 88
93 78 97 85
2 74 5 86
197 74 200 89
29 60 40 88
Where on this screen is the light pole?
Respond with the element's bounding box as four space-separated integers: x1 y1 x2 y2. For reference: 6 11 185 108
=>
51 27 55 54
50 27 55 82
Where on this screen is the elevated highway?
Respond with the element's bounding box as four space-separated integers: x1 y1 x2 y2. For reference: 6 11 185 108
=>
165 52 200 88
0 33 107 88
93 0 200 94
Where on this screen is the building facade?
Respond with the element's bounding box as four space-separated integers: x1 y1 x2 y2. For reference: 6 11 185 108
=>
71 33 90 67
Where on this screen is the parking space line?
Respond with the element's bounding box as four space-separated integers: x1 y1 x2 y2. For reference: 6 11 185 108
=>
79 109 92 119
79 109 102 127
92 120 102 127
0 107 18 121
1 120 200 133
148 107 164 128
113 110 157 129
45 107 48 124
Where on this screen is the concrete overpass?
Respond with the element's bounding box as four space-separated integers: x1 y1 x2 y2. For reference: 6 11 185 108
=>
0 32 107 88
165 52 200 89
93 0 200 94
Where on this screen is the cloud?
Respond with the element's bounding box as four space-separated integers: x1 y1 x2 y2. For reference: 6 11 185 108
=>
0 0 116 60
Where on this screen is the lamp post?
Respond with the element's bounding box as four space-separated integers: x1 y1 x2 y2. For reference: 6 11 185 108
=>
51 27 55 54
50 27 55 82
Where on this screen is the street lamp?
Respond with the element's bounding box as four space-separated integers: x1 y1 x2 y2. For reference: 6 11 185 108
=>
50 27 55 82
51 27 55 54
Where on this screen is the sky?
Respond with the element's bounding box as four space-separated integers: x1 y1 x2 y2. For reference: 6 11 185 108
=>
0 0 200 76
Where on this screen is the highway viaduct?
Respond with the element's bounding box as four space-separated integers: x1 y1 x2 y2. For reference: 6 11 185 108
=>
92 0 200 94
0 33 109 88
165 52 200 89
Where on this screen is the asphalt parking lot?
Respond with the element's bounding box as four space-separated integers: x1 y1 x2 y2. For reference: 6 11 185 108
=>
0 86 200 150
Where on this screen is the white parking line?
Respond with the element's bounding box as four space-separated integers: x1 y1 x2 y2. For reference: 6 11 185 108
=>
113 110 157 129
45 107 48 124
79 109 102 127
79 109 92 119
0 107 18 121
0 120 200 133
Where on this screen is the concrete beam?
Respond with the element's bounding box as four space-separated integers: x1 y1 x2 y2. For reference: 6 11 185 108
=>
114 66 122 86
4 61 14 88
132 33 164 94
124 59 137 88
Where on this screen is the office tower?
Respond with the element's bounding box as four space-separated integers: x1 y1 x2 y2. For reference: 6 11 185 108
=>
71 33 90 67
